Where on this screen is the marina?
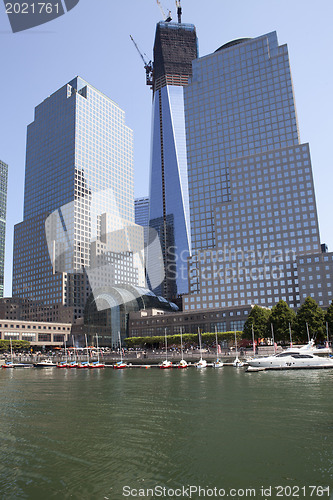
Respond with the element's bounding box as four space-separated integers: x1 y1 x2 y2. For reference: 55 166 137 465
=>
0 367 332 499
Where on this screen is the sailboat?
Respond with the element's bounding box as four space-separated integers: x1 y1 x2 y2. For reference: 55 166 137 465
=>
2 338 32 368
213 327 223 368
113 332 127 369
68 335 79 368
233 331 244 367
57 338 69 368
195 328 207 368
177 327 188 368
78 334 90 368
89 334 105 368
160 329 173 368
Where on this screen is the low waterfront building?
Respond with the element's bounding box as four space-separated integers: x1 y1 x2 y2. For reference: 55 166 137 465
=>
0 319 72 347
128 304 252 337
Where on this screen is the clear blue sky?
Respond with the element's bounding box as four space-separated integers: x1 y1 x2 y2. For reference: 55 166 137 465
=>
0 0 332 297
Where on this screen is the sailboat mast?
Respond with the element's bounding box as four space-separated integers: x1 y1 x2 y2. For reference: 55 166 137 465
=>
10 337 13 363
271 323 276 354
289 322 293 348
215 325 218 360
198 327 202 358
252 323 256 355
180 327 184 361
234 330 238 356
306 322 310 343
165 328 168 362
85 334 89 364
96 334 100 364
118 332 123 363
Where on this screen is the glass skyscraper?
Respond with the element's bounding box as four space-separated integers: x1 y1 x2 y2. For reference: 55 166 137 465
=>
147 20 198 300
0 160 8 298
183 32 331 311
13 77 144 323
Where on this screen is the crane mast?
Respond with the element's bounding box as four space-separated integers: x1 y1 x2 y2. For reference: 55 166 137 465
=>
156 0 172 22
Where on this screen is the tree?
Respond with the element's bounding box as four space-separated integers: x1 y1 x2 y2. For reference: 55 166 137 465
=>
243 305 270 339
325 300 333 339
295 296 325 342
269 300 296 343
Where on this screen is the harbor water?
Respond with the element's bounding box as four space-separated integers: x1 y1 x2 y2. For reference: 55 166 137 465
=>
0 367 332 499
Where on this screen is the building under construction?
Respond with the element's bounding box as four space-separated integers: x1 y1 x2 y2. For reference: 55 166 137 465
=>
146 4 198 301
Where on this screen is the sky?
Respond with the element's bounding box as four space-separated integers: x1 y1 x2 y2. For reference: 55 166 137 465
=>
0 0 332 297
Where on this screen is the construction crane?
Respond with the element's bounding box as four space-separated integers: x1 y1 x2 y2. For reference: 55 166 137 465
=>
156 0 172 22
130 35 154 89
175 0 182 23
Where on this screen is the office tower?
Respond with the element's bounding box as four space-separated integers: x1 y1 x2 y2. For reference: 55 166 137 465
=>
147 18 198 300
13 77 144 323
135 197 150 230
135 196 149 261
183 32 330 311
0 160 8 298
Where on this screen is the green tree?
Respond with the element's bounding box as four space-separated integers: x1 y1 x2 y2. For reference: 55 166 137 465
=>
295 296 325 342
269 300 296 343
325 300 333 339
243 305 270 339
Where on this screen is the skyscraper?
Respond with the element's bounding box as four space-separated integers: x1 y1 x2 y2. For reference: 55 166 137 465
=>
0 160 8 298
182 32 331 311
147 18 198 300
13 77 144 323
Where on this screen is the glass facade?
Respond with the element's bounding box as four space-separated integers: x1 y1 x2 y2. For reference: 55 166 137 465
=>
148 22 198 300
183 32 328 311
0 161 8 298
13 77 144 323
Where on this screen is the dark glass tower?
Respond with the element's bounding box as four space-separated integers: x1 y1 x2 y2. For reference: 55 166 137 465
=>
147 19 198 300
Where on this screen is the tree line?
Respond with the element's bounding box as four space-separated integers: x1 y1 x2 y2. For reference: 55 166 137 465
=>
243 297 333 343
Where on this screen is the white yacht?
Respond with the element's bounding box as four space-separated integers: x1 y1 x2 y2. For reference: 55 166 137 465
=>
247 342 333 371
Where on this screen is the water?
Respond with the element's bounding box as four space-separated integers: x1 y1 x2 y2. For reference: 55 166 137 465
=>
0 368 332 499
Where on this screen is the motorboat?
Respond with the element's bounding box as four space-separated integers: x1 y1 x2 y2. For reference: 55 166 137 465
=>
247 343 333 370
2 361 32 368
34 359 57 367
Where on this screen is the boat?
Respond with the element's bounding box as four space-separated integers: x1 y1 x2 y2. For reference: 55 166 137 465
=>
247 341 333 370
89 334 105 369
113 332 126 369
176 328 188 368
159 329 173 369
233 331 244 367
2 361 32 368
195 328 207 368
212 327 223 368
78 334 90 368
2 339 32 368
57 361 68 369
34 359 57 367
